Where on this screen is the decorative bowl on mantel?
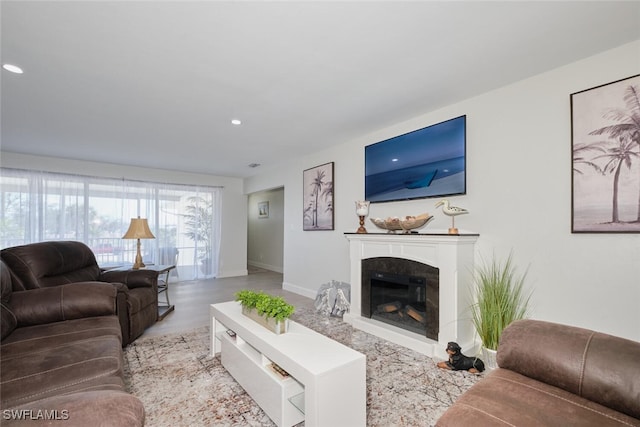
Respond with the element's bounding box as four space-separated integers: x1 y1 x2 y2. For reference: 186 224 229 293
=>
370 213 433 233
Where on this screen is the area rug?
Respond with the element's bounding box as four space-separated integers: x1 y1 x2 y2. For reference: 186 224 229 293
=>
123 308 482 426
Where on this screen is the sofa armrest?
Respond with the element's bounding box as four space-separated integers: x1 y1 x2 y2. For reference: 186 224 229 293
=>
2 390 144 427
498 319 640 419
10 282 117 327
99 269 158 290
109 282 132 346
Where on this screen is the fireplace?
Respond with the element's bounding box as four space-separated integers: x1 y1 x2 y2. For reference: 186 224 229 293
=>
361 258 438 340
344 232 478 357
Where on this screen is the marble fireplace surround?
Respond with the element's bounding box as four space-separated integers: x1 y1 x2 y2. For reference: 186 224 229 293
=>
345 233 478 358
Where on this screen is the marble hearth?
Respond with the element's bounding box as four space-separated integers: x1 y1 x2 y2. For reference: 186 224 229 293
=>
344 233 478 358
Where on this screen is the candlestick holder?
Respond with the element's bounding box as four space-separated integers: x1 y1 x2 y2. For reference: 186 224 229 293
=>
355 201 370 234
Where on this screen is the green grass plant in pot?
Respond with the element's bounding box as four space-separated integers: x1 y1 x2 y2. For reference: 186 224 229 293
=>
470 253 532 369
235 290 295 334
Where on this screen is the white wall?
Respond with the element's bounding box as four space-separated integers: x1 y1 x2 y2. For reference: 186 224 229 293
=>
0 152 248 278
247 187 284 273
245 40 640 341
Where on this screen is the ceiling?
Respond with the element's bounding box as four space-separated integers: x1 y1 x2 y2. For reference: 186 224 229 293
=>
2 1 639 178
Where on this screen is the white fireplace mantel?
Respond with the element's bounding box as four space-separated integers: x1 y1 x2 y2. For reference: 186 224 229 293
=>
344 232 478 358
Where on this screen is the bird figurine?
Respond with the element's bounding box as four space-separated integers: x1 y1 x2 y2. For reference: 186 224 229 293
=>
435 199 468 234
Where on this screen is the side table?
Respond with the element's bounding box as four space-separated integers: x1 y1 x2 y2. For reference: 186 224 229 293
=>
150 264 176 320
106 264 176 320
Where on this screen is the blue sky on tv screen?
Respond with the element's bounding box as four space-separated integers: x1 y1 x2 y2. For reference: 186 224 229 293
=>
365 116 465 176
365 116 466 201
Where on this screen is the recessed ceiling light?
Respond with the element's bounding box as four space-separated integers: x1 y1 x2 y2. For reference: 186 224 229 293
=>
392 158 399 162
231 119 242 125
2 64 23 74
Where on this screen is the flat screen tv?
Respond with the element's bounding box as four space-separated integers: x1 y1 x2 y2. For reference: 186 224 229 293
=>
365 115 466 203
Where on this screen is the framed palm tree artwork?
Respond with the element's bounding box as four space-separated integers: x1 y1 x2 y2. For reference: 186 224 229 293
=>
571 74 640 233
303 162 334 231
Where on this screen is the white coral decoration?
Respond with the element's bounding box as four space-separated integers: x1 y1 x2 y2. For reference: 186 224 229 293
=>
317 289 332 316
333 288 350 316
314 280 351 317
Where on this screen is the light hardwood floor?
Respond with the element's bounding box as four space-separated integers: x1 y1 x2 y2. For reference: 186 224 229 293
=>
142 268 314 338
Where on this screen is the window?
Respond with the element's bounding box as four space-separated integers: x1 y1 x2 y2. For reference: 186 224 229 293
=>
0 168 221 280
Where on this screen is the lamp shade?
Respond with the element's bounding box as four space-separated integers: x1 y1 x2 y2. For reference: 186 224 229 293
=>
122 218 155 239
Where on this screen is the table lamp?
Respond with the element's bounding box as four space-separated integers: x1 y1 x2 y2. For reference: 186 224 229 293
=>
122 217 155 269
355 201 370 234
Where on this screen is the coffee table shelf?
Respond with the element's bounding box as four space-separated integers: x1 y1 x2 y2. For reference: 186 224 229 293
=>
288 392 305 414
220 332 304 426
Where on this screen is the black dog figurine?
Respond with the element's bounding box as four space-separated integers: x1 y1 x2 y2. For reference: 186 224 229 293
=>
436 342 485 373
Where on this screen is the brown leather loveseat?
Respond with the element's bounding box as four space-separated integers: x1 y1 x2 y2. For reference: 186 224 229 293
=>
1 241 158 345
0 260 145 426
437 319 640 426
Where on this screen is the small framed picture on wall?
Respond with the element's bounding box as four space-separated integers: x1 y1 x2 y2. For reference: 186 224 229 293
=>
258 201 269 219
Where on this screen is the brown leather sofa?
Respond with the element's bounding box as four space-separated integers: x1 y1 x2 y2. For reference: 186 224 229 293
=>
1 260 145 426
437 319 640 426
1 241 159 345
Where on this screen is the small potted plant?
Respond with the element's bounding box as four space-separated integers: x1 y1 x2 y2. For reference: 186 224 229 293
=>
470 253 532 369
235 290 295 334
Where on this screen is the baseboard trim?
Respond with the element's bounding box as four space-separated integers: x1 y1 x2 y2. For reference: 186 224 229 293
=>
282 282 317 299
217 269 248 278
247 260 283 274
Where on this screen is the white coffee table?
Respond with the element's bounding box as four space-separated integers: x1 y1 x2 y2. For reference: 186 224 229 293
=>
210 301 366 427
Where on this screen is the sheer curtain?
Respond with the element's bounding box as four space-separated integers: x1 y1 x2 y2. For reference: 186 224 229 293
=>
0 168 222 280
